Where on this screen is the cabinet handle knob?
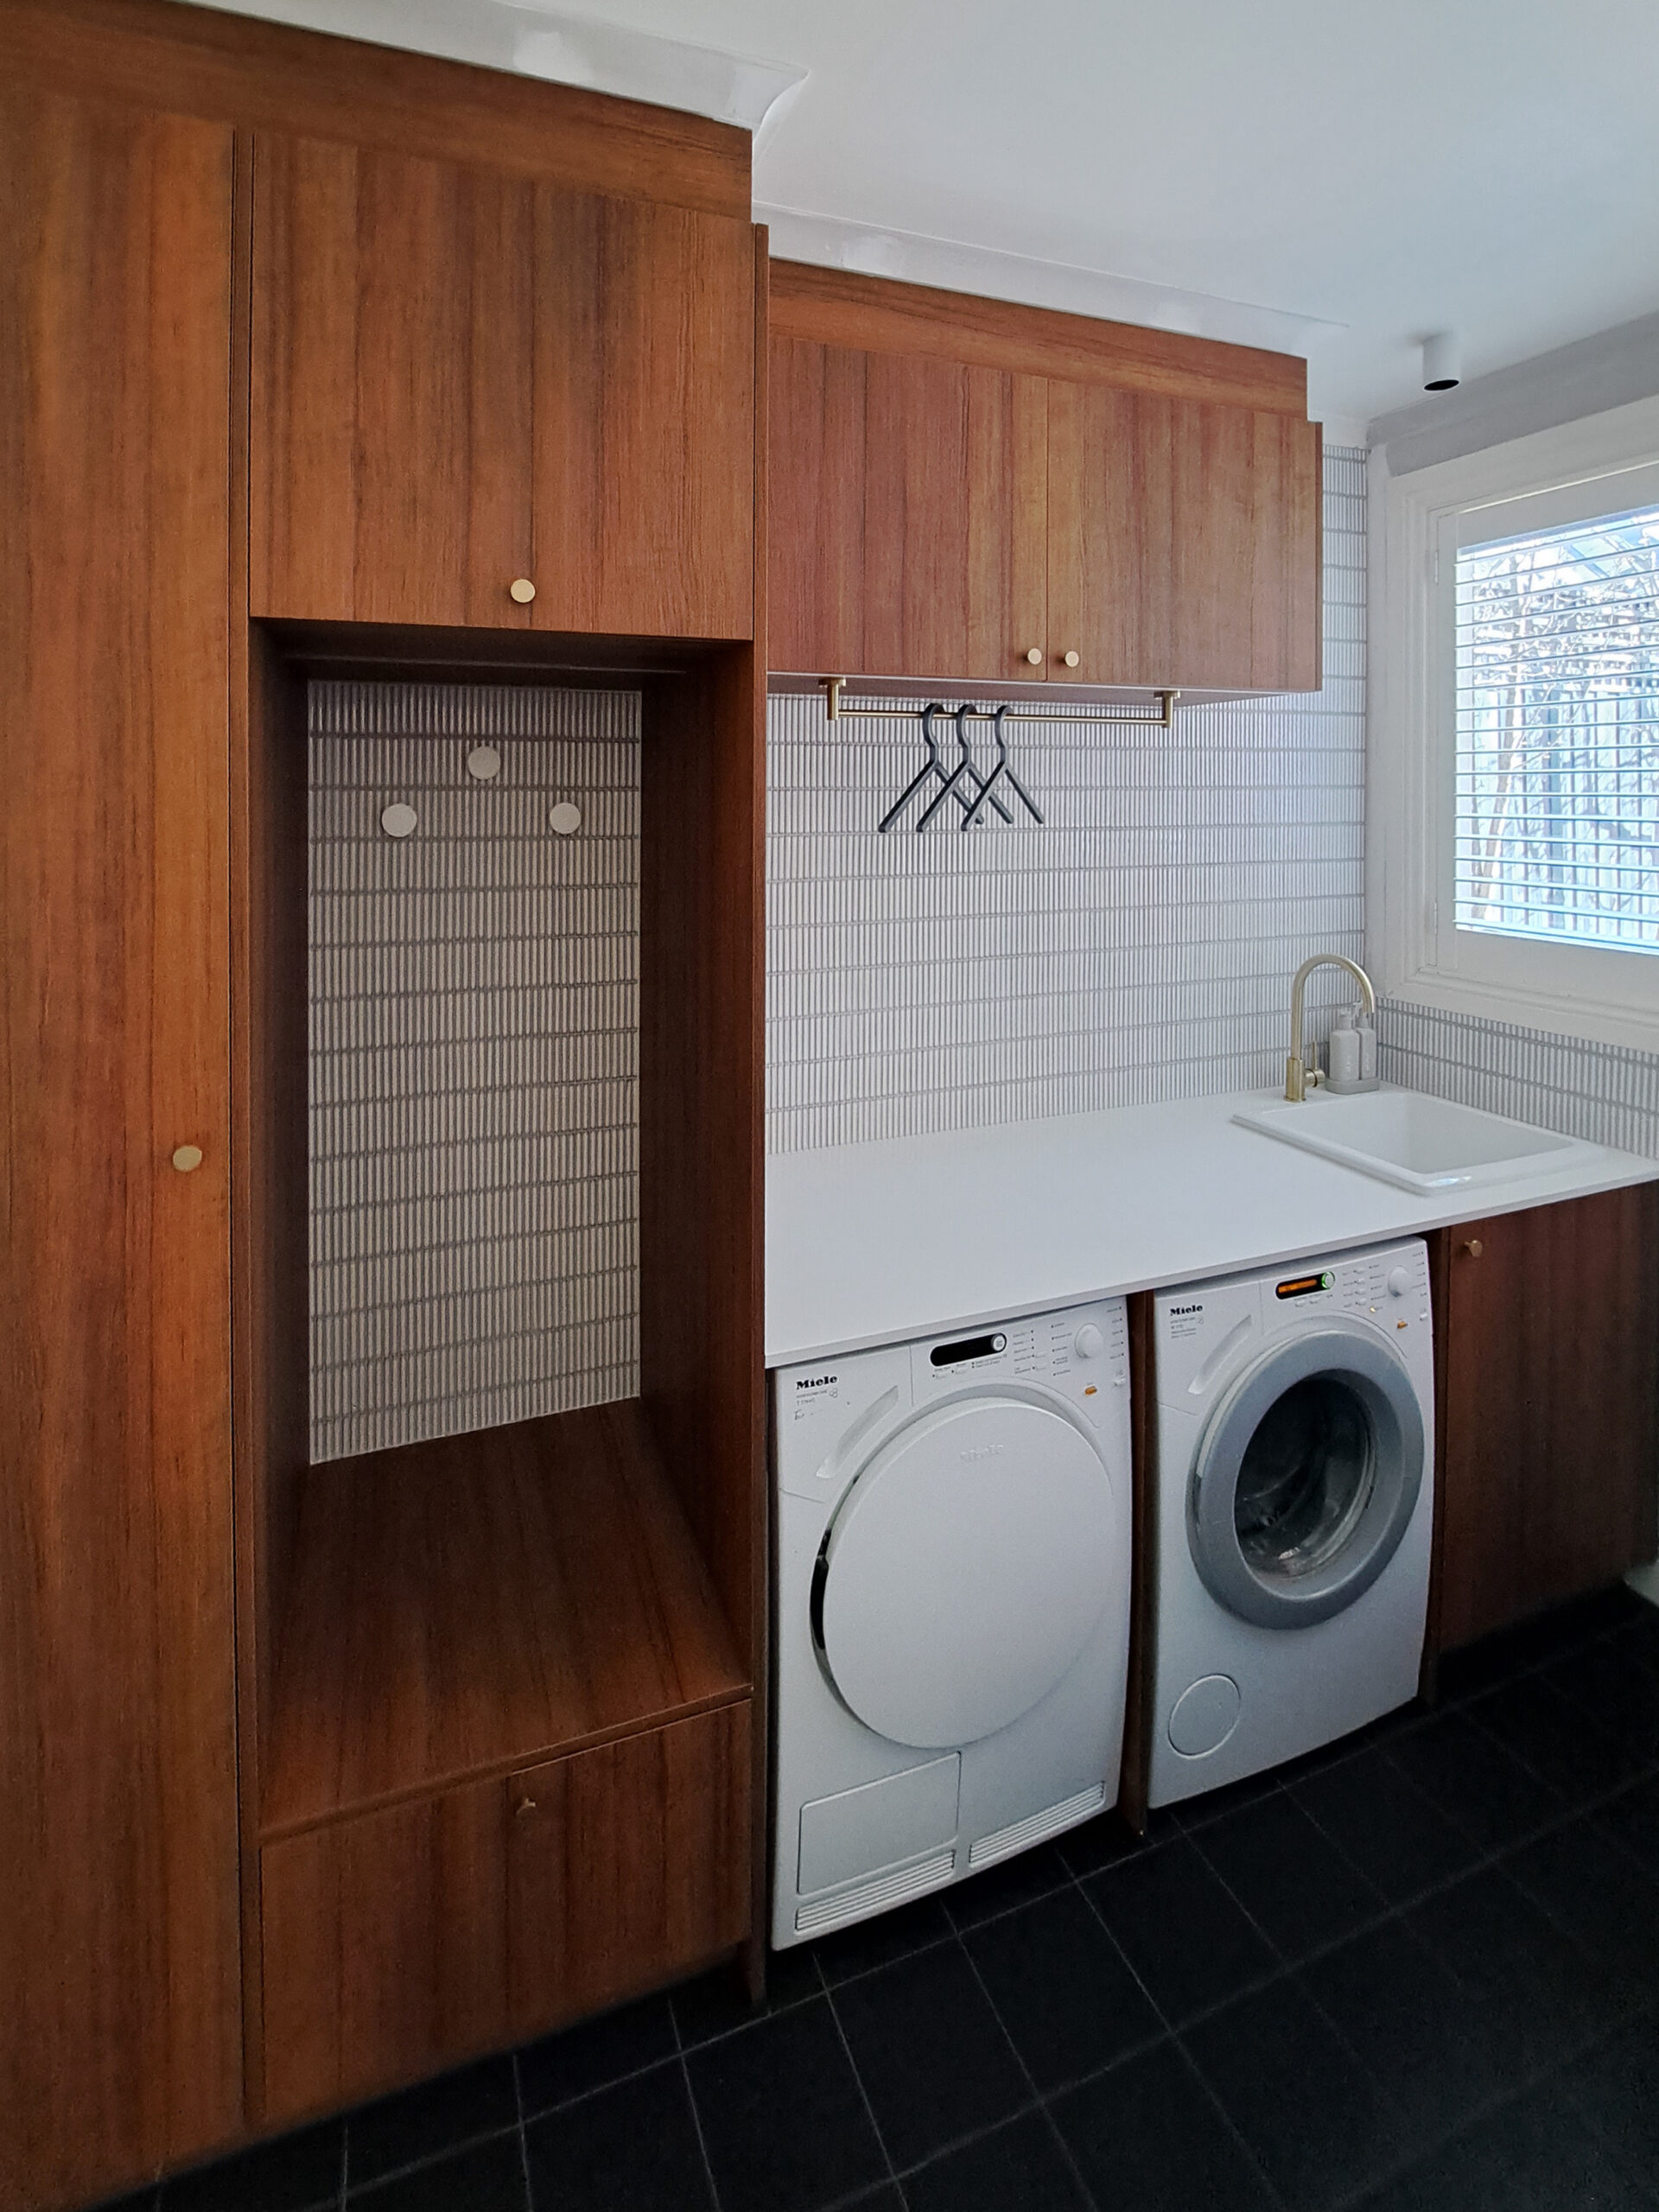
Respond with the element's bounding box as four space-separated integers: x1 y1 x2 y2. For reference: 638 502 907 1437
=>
171 1145 204 1173
515 1796 537 1818
1463 1238 1484 1258
509 577 537 605
1063 650 1081 669
1025 646 1044 666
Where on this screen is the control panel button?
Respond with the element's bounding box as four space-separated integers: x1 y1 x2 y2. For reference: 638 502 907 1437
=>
1074 1324 1103 1360
1387 1267 1412 1298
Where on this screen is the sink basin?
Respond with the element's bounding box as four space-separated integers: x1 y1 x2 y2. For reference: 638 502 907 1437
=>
1232 1085 1592 1193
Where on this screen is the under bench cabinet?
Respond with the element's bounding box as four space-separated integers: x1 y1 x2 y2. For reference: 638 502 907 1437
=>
1428 1183 1659 1657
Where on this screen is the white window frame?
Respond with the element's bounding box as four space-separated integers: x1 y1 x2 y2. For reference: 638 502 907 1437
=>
1370 392 1659 1052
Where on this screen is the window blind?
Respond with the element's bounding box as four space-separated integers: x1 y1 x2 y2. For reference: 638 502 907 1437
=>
1455 502 1659 952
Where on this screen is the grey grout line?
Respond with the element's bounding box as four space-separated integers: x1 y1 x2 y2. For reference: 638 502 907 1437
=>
510 2049 532 2212
669 1995 728 2212
819 1974 910 2206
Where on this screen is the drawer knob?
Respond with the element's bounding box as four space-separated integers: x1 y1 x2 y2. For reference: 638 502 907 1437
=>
1063 650 1081 668
509 577 537 605
171 1144 204 1173
1025 646 1044 666
1463 1237 1484 1258
514 1796 538 1818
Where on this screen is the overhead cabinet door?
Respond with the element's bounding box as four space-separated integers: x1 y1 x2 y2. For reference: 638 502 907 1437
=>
0 90 240 2212
252 136 755 639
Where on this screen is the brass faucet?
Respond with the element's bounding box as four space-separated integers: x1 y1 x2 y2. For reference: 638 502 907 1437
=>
1286 954 1376 1102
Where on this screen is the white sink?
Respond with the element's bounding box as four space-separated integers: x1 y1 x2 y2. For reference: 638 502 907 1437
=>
1232 1085 1593 1193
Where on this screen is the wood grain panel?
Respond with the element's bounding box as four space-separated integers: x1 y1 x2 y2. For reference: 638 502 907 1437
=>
769 260 1308 415
0 0 751 219
767 335 869 675
530 187 755 639
260 1778 509 2123
251 132 536 628
0 90 241 2212
262 1402 748 1836
508 1704 751 2033
1435 1187 1659 1652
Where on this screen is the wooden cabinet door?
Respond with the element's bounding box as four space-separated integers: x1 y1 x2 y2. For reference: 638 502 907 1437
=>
768 337 1047 683
251 133 536 629
260 1783 510 2124
251 138 755 639
1046 381 1321 691
1436 1187 1659 1651
0 91 241 2212
531 188 755 639
508 1704 751 2035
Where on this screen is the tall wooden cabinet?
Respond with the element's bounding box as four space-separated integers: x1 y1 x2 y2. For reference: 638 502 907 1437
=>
0 86 242 2212
768 262 1322 694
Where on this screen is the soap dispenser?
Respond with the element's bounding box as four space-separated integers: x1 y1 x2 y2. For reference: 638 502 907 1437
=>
1327 1007 1361 1090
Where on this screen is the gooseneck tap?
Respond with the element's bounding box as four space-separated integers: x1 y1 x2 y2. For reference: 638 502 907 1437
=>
1286 954 1376 1102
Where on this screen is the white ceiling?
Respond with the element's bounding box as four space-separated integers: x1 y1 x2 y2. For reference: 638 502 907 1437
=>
195 0 1659 430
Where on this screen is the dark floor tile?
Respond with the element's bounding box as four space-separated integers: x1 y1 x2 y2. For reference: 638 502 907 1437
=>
903 2111 1089 2212
1185 1975 1401 2210
1599 1773 1659 1872
942 1842 1071 1930
830 1942 1027 2169
809 1894 955 1986
838 2194 905 2212
1437 1588 1642 1704
1469 1674 1646 1807
1168 1766 1287 1831
163 2120 343 2212
349 2135 525 2212
1406 1865 1624 2076
671 1945 822 2045
1614 1600 1659 1670
1193 1790 1387 1960
1544 1635 1659 1760
1057 1805 1173 1875
684 1996 887 2212
348 2058 518 2188
1357 2078 1652 2212
1563 2008 1659 2172
516 1993 677 2119
1290 1743 1478 1904
92 2190 158 2212
1052 2039 1275 2211
1385 1705 1563 1853
1510 1818 1659 1984
1084 1834 1280 2027
523 2060 714 2212
1300 1916 1506 2141
963 1885 1164 2090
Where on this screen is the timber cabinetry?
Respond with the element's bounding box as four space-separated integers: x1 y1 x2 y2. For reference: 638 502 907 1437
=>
1431 1184 1659 1655
0 85 241 2212
251 132 756 637
768 262 1321 694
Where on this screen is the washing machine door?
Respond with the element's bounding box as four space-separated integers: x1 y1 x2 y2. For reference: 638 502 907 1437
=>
1189 1324 1425 1630
816 1395 1119 1750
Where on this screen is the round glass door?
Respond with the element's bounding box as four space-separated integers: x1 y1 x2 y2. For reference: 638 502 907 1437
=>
1189 1326 1424 1630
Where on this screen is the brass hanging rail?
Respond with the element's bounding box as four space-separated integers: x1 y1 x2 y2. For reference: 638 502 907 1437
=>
818 674 1181 728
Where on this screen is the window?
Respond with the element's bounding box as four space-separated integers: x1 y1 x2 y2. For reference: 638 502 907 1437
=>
1373 398 1659 1050
1454 503 1659 954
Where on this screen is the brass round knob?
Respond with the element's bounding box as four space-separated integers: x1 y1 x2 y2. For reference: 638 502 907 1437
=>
171 1145 203 1173
1063 650 1081 669
1025 646 1044 666
1464 1238 1484 1258
509 577 537 605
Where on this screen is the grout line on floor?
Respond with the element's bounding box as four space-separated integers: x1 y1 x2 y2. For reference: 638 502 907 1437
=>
954 1918 1106 2212
510 2048 532 2212
670 1977 728 2212
820 1964 912 2200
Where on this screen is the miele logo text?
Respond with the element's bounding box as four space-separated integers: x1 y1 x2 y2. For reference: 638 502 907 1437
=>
1170 1303 1203 1317
794 1373 837 1391
960 1442 1005 1464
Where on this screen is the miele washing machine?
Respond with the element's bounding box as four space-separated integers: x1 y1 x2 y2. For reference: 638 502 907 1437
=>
1148 1239 1434 1808
772 1301 1134 1946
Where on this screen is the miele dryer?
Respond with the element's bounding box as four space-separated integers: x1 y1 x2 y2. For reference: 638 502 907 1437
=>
1149 1240 1433 1808
772 1302 1133 1946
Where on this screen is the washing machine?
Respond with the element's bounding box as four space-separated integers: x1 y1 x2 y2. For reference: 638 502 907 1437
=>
772 1300 1134 1947
1149 1239 1433 1808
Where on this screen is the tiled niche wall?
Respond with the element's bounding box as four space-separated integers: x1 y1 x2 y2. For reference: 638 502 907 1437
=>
766 446 1369 1154
1379 1000 1659 1159
308 681 641 1463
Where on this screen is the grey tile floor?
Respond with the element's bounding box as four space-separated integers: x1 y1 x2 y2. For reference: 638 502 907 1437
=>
105 1583 1659 2212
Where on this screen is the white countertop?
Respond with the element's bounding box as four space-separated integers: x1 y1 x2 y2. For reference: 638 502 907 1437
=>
766 1085 1659 1367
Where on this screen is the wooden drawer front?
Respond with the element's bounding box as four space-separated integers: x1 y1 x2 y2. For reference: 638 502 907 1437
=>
260 1779 510 2125
509 1702 751 2035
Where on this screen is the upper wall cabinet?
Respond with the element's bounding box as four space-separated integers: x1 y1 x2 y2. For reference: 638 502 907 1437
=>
251 133 756 639
768 264 1322 694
